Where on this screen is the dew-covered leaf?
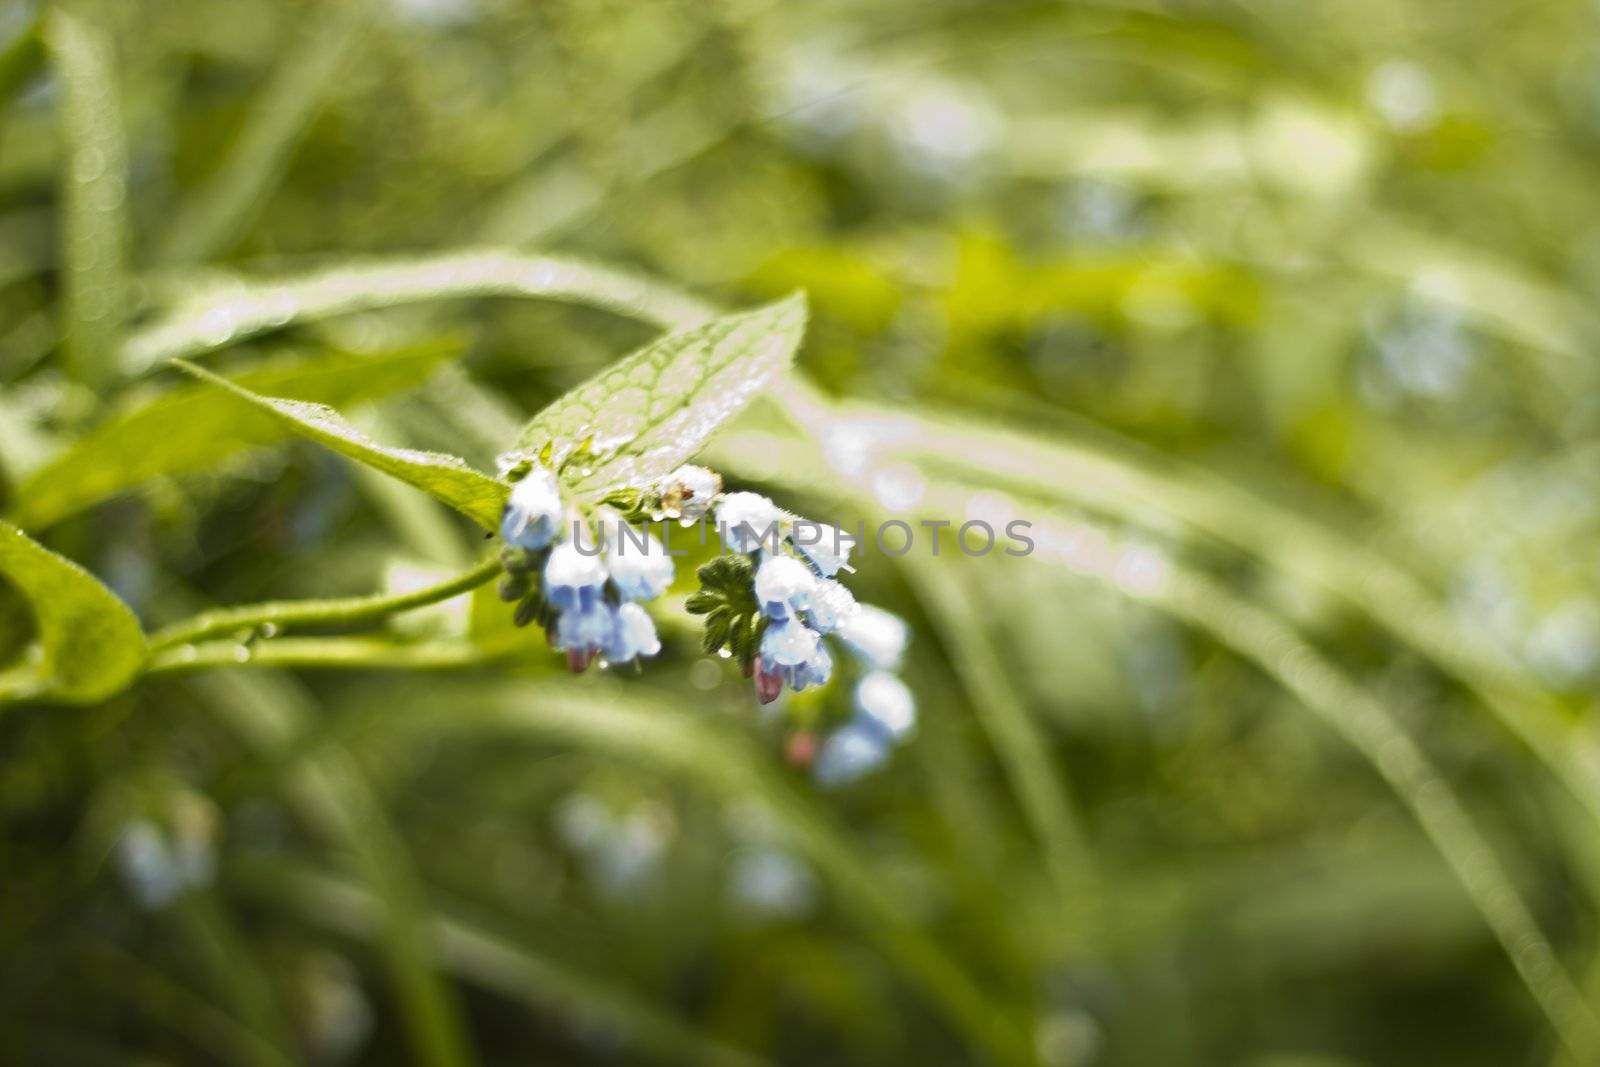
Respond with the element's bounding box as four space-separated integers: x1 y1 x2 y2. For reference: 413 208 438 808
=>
514 293 806 496
175 361 508 530
0 520 144 704
10 341 465 529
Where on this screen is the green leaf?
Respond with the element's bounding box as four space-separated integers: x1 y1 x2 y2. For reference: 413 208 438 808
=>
154 0 369 266
514 293 806 496
10 341 466 530
174 361 508 530
0 520 144 704
122 251 717 372
45 8 130 393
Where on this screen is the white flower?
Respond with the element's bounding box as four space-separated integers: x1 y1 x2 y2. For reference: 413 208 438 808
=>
605 522 674 602
805 578 857 634
837 604 908 670
792 520 855 577
656 464 722 521
604 603 661 663
500 466 563 550
754 555 816 621
544 534 607 611
854 671 915 740
718 492 783 554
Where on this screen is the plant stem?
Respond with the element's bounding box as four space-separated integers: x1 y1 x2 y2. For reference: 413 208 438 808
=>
148 556 503 652
145 636 509 676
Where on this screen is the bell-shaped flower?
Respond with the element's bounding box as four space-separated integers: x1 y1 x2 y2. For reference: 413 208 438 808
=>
555 601 614 651
718 492 783 554
788 638 833 692
804 578 857 634
604 603 661 664
813 723 890 787
754 555 816 621
544 533 607 612
761 615 819 668
500 466 563 550
837 603 908 671
793 520 855 577
656 464 721 521
757 618 832 701
854 670 915 740
605 521 674 602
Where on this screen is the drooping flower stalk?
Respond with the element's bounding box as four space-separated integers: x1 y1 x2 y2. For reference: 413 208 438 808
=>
495 455 915 785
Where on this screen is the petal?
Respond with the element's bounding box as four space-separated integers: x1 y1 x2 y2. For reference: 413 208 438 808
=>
718 492 782 554
805 578 857 634
854 671 916 740
837 604 908 670
761 618 819 668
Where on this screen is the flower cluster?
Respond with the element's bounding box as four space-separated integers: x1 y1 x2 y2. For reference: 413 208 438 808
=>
496 456 916 785
497 464 674 673
688 489 917 786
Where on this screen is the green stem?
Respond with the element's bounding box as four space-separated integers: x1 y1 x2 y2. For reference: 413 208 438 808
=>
145 636 509 676
149 556 502 652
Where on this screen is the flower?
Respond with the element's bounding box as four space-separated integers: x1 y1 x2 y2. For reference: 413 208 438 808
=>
545 535 613 672
813 723 890 787
500 466 563 550
718 492 783 553
543 536 607 611
837 604 908 670
804 578 857 634
605 603 661 664
754 555 816 620
756 619 832 703
854 670 916 740
654 464 722 522
605 521 674 602
555 601 616 671
792 520 856 577
760 615 819 668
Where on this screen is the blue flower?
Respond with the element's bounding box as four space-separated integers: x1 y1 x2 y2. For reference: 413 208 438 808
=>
500 467 563 550
790 638 833 691
605 521 674 602
761 615 819 668
604 603 661 664
793 520 855 577
837 603 908 670
813 723 890 787
718 492 783 554
555 600 615 655
756 618 832 701
853 670 916 740
804 578 856 634
544 535 608 612
754 555 816 620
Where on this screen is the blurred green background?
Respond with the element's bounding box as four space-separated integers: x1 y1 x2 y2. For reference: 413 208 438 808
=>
5 0 1600 1064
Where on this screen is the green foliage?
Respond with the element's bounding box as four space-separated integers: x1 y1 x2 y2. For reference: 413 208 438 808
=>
174 360 510 531
0 520 143 703
6 1 1600 1065
43 7 127 394
516 293 807 495
10 342 466 529
686 553 765 671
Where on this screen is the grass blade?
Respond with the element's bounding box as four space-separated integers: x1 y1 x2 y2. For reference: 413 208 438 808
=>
44 8 129 394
